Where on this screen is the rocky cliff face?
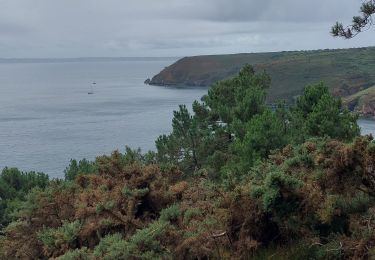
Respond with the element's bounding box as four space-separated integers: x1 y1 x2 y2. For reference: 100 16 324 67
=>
148 47 375 104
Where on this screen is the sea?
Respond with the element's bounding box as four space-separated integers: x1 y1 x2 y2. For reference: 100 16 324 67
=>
0 58 374 178
0 58 208 178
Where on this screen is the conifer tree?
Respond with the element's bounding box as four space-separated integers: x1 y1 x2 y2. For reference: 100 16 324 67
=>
332 0 375 38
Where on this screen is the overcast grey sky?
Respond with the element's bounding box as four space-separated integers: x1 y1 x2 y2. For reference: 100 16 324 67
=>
0 0 374 58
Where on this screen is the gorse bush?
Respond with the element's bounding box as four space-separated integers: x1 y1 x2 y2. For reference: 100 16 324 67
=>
93 221 169 260
183 207 203 224
159 204 180 222
93 233 128 259
37 220 82 256
57 247 90 260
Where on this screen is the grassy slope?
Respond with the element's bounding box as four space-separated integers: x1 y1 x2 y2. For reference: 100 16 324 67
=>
150 47 375 103
343 85 375 116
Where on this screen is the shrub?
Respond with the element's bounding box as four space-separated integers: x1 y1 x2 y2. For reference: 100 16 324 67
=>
160 204 180 222
94 221 169 260
57 247 90 260
93 233 129 260
37 220 82 256
121 187 149 198
183 208 203 224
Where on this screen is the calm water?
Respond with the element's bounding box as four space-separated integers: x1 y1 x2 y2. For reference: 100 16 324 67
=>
0 59 208 178
358 119 375 136
0 60 374 178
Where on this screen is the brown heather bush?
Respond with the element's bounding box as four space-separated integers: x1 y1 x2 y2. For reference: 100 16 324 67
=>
2 137 375 259
0 151 183 259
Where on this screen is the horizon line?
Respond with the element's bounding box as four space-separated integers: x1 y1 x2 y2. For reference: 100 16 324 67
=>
0 45 374 61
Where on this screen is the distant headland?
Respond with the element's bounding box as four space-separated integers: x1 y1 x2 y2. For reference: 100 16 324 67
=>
147 47 375 116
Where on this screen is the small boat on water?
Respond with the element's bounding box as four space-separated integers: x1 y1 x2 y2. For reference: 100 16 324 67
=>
88 82 96 94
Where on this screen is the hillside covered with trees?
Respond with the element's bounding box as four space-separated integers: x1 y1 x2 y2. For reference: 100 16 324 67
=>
2 66 375 259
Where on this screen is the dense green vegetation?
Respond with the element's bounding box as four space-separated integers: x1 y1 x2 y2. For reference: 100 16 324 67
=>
0 168 49 227
1 66 375 259
156 66 359 178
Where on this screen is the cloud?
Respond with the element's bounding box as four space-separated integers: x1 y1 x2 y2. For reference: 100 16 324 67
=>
0 0 372 57
153 0 358 23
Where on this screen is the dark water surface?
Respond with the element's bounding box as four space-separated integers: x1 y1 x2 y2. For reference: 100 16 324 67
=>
0 59 374 178
0 59 208 178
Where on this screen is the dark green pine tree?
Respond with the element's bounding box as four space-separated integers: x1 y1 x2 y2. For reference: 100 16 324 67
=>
332 0 375 38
